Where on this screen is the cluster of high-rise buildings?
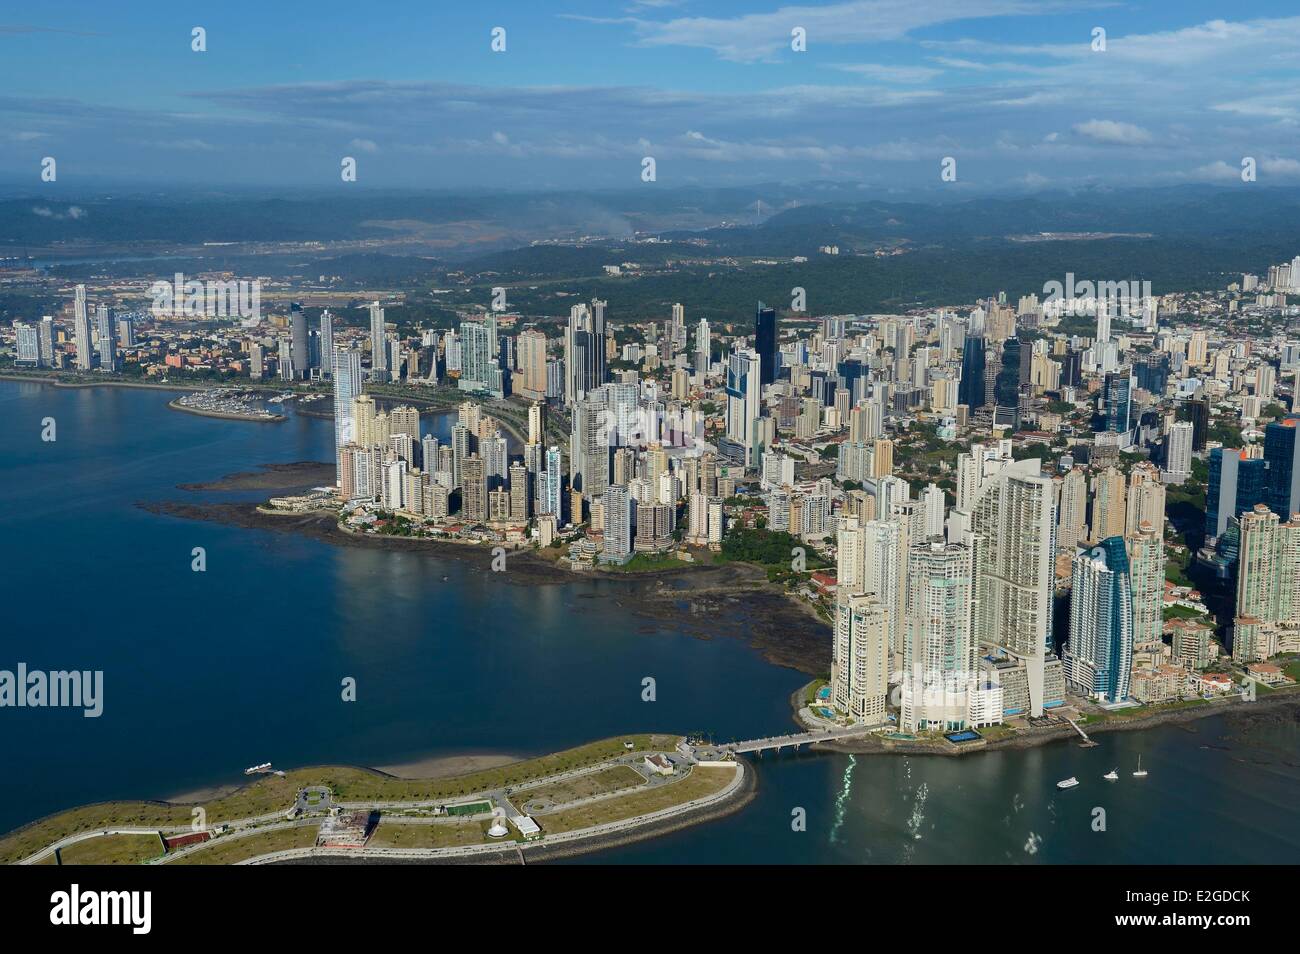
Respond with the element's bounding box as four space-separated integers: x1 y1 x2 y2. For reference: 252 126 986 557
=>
12 284 135 373
818 270 1299 730
327 299 739 563
10 257 1300 723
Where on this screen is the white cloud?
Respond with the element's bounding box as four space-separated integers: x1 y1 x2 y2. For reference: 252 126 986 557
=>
1073 119 1154 145
829 62 944 83
31 205 86 219
1185 160 1240 182
1261 156 1300 177
578 0 1059 63
991 91 1066 107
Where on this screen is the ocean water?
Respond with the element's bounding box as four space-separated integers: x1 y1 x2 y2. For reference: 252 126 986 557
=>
1 379 1296 864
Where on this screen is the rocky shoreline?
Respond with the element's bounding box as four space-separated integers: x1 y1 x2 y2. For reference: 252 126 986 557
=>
176 460 337 492
139 487 834 674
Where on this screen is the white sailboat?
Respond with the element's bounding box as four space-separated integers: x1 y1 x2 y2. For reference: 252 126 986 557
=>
1132 755 1148 778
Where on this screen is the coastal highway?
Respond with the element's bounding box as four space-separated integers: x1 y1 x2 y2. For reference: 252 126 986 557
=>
19 828 168 866
18 807 298 865
18 811 295 868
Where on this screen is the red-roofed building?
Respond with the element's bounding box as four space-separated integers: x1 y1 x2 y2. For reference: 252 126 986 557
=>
810 571 837 594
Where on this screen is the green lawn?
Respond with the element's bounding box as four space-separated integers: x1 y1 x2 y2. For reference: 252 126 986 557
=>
538 766 738 835
517 765 646 806
369 819 492 849
59 833 165 866
169 825 319 865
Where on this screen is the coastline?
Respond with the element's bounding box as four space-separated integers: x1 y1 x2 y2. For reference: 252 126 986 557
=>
371 752 523 780
0 372 207 394
805 686 1300 758
0 371 529 446
177 460 336 492
140 452 1297 769
139 450 834 672
139 497 834 673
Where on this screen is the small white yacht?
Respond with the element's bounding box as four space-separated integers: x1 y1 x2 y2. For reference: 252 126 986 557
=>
1056 777 1080 790
1103 769 1119 781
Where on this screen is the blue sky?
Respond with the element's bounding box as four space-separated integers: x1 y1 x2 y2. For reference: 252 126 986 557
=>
2 1 1299 192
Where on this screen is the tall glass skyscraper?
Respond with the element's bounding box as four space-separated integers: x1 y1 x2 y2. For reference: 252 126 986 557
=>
1065 537 1134 705
331 347 363 484
1264 419 1300 519
993 336 1022 428
958 337 986 410
755 303 777 386
1206 447 1270 542
290 302 309 379
725 349 763 467
1135 352 1170 395
1100 371 1133 435
369 302 387 379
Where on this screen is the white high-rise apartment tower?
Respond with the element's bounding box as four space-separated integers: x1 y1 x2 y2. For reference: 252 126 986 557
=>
901 541 976 732
969 460 1056 717
369 302 387 376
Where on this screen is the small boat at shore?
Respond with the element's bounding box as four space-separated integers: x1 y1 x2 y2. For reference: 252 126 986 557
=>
1056 777 1079 790
244 762 272 775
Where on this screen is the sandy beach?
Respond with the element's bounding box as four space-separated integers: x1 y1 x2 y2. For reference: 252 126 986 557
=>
369 753 523 779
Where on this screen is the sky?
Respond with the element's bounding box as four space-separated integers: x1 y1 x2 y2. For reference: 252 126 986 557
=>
1 1 1299 193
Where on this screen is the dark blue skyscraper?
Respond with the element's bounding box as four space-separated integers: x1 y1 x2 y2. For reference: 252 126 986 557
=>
993 336 1021 428
1264 419 1300 518
1189 397 1210 452
1066 537 1133 705
755 303 777 386
958 337 986 410
836 358 869 406
1135 352 1169 395
1100 372 1132 435
1206 447 1270 541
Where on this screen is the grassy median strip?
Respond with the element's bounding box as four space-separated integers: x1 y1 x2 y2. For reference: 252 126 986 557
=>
537 766 736 835
60 833 166 866
169 826 319 865
516 765 646 806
